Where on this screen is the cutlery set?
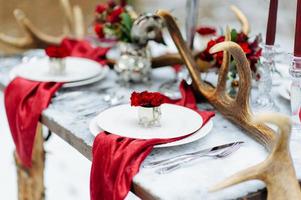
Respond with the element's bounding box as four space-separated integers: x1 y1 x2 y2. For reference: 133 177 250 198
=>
144 141 244 174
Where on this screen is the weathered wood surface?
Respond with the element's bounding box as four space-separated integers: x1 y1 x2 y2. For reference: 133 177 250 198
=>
0 54 299 200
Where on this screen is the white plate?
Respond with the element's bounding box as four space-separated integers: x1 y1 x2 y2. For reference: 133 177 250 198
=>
89 115 213 148
62 66 109 88
95 104 203 140
12 57 102 82
9 64 110 88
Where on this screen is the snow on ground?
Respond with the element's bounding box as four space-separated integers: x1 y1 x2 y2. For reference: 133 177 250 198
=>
0 92 90 200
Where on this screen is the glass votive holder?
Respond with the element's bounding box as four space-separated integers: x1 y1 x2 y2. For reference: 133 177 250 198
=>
289 55 301 129
138 106 161 127
49 58 66 75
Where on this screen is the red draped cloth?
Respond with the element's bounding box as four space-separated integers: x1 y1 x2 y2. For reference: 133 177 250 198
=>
90 82 215 200
5 38 109 168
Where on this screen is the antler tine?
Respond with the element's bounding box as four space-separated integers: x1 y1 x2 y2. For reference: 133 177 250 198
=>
60 0 85 38
73 5 85 39
60 0 74 33
210 41 251 111
210 113 301 200
230 5 250 35
215 26 231 94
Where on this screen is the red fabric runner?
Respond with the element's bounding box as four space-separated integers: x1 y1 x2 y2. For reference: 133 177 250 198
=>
90 82 215 200
5 38 109 168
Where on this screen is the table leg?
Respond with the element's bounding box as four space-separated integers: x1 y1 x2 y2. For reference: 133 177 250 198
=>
14 123 45 200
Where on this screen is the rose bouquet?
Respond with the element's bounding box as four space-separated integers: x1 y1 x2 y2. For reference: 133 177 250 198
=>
93 0 134 43
197 27 262 95
131 91 166 127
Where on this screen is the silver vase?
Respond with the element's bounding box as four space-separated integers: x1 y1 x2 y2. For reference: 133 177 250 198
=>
114 42 151 83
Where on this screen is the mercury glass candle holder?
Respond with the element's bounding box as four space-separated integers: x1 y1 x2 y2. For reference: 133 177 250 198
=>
138 106 161 127
49 58 66 75
253 44 279 112
289 56 301 129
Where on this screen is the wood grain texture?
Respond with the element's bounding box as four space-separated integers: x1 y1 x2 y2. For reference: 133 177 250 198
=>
15 123 45 200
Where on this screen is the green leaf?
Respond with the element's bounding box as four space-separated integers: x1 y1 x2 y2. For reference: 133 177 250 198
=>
120 13 133 31
231 29 237 42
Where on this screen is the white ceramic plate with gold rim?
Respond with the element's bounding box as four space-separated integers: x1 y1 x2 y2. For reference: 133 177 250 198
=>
10 57 103 83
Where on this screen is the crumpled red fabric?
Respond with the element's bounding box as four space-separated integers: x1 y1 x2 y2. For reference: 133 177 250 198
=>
60 38 110 65
5 78 63 167
5 38 109 168
90 81 215 200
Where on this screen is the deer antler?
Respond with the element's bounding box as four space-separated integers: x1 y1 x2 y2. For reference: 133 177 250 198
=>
210 113 301 200
156 10 275 149
0 0 84 49
230 5 250 35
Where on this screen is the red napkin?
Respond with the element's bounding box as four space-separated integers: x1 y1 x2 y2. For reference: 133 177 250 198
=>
90 81 214 200
5 38 109 168
5 78 63 167
60 38 109 65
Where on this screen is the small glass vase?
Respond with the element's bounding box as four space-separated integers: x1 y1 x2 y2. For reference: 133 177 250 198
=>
252 44 279 112
49 58 66 75
138 106 161 127
289 56 301 130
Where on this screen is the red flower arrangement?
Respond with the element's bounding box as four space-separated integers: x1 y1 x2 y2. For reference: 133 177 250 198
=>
131 91 166 107
45 45 70 58
198 28 262 74
93 0 133 42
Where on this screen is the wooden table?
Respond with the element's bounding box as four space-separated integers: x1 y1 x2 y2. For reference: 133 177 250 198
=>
0 53 298 200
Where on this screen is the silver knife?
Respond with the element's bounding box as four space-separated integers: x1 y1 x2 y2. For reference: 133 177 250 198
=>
144 141 244 168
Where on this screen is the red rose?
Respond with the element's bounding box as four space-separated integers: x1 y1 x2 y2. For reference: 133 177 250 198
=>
107 6 124 23
196 26 216 36
95 3 107 14
45 45 69 58
236 32 248 43
239 42 251 54
94 23 105 38
130 91 166 107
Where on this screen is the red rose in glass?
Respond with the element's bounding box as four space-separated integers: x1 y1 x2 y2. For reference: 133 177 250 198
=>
130 91 165 107
45 45 69 58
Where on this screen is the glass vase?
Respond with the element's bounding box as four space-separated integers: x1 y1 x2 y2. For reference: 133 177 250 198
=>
48 58 66 75
138 106 161 127
252 44 278 112
289 56 301 129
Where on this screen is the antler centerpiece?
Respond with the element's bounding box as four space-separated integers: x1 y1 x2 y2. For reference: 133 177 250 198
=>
156 10 275 150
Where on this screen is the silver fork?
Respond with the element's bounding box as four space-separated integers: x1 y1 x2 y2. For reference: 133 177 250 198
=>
144 141 244 168
156 142 242 174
